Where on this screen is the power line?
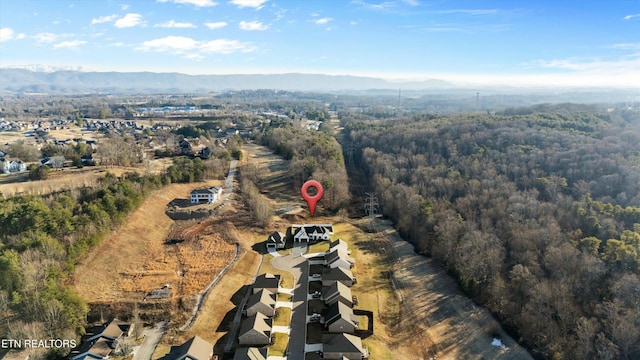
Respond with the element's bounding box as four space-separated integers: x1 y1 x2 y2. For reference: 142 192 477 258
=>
364 192 378 232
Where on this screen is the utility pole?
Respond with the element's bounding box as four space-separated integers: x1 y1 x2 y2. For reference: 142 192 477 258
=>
364 192 379 232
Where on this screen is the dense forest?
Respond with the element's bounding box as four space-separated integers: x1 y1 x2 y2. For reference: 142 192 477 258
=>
0 157 228 357
257 124 350 212
345 106 640 359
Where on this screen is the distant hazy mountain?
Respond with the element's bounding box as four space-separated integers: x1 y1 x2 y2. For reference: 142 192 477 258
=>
0 68 455 94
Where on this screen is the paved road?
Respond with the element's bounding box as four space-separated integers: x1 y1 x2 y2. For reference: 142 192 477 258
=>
133 321 167 360
271 254 309 358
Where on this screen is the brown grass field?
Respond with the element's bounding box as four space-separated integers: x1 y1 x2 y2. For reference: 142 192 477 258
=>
71 179 232 320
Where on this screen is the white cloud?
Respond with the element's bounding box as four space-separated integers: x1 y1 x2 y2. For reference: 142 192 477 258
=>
34 32 58 43
314 17 332 25
623 13 640 20
121 4 130 10
351 1 396 11
114 13 146 28
609 43 640 50
91 14 118 24
525 56 640 86
205 21 228 29
138 35 255 55
239 20 269 31
53 40 87 49
157 0 218 7
436 9 500 15
230 0 268 9
403 0 419 5
199 39 256 53
154 20 197 28
0 27 14 42
350 21 358 26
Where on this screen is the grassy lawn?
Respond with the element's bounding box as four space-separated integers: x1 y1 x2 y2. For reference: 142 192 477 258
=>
269 333 289 357
307 240 329 254
277 292 292 302
273 307 291 326
357 315 369 330
151 344 172 360
259 254 295 289
306 323 324 344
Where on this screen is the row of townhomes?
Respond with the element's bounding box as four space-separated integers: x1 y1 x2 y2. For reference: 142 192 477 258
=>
251 224 369 360
315 238 369 360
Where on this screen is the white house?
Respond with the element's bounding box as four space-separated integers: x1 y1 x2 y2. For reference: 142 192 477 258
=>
190 186 223 204
1 159 27 174
291 224 334 243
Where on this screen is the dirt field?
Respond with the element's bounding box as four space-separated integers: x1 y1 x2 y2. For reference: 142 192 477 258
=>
71 180 231 319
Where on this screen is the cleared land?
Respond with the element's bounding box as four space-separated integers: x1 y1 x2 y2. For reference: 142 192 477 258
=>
71 179 235 326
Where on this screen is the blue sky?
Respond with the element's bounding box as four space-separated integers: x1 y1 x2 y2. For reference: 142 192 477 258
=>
1 0 639 86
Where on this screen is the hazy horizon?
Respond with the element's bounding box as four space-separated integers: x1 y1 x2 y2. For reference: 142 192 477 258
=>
1 0 639 87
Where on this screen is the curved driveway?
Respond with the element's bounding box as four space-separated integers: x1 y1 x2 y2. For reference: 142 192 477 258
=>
271 253 309 358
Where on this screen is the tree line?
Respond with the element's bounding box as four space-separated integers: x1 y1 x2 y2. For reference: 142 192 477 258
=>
345 108 640 359
257 125 350 212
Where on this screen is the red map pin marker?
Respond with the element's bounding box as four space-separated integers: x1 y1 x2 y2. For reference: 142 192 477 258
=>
301 180 324 216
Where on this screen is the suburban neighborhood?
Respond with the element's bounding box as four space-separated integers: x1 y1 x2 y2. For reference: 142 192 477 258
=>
220 223 371 360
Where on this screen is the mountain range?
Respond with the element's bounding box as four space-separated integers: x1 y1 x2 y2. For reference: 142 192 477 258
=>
0 68 455 94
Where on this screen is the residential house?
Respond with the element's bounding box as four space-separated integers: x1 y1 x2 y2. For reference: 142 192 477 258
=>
322 267 356 287
244 289 276 317
40 156 67 168
70 318 134 360
164 336 213 360
178 139 194 155
266 232 285 249
190 187 223 204
81 154 96 166
198 147 211 159
291 224 334 243
252 273 280 294
323 281 353 307
1 159 27 174
324 248 355 269
238 312 272 346
85 318 134 342
70 337 113 360
232 347 267 360
322 333 368 360
323 301 358 333
329 239 350 254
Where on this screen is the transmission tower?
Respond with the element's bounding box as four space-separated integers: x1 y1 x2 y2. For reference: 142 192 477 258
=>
364 192 379 232
346 142 355 166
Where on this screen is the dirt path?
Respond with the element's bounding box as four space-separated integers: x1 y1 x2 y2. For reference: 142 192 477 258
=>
376 219 533 360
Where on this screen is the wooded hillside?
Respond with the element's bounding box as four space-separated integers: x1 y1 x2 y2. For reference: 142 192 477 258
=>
346 107 640 359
